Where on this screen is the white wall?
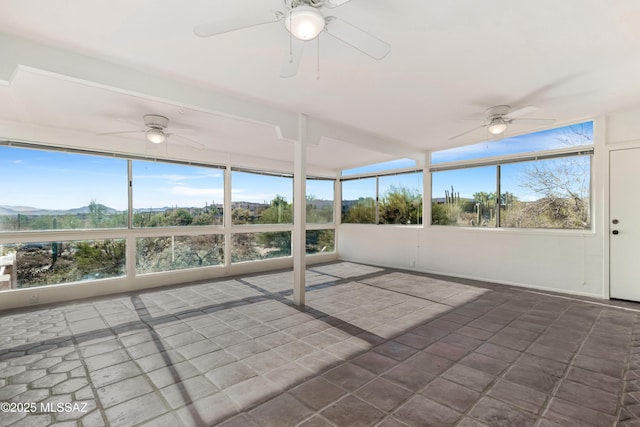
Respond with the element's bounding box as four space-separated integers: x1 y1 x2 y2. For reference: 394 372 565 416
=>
339 225 603 297
338 116 612 299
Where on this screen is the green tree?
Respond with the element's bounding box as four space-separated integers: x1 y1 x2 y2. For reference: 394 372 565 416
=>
168 209 193 226
259 195 292 224
258 195 292 253
88 199 106 228
232 207 252 225
378 186 422 224
306 195 333 223
342 198 376 223
76 239 126 279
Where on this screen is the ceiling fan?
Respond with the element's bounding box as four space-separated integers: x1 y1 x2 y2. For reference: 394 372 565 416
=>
449 105 556 141
193 0 390 78
98 114 203 148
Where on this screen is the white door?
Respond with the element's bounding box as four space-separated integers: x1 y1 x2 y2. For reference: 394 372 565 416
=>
610 148 640 301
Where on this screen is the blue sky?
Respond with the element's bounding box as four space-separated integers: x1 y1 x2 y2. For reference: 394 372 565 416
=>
1 121 592 210
431 121 593 164
1 148 331 210
431 121 593 200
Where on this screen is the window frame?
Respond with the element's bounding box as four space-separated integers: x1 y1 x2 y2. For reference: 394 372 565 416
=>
429 146 594 232
340 168 424 226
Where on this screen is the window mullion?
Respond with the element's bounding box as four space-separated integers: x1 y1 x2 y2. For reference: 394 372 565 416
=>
496 164 501 228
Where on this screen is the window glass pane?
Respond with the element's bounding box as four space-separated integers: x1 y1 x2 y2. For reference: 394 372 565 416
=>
431 121 593 164
132 160 223 227
378 172 423 225
136 235 224 273
341 178 376 224
306 230 335 254
231 232 291 262
0 239 125 290
500 156 591 229
232 171 293 225
342 158 416 176
431 166 497 227
0 146 127 231
307 179 334 224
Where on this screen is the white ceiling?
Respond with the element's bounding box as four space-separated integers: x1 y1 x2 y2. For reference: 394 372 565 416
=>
1 0 640 172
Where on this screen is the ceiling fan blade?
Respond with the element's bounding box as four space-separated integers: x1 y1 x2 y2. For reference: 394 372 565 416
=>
168 134 205 149
504 105 538 120
510 118 556 126
323 0 354 8
324 17 390 60
448 124 488 141
280 37 305 78
193 11 283 38
97 130 145 136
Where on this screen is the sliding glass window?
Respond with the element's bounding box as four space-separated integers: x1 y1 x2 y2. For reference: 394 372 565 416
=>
430 121 593 230
0 145 127 231
132 160 224 227
231 170 293 225
341 171 423 225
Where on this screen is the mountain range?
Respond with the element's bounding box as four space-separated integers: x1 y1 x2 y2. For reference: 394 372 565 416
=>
0 205 120 216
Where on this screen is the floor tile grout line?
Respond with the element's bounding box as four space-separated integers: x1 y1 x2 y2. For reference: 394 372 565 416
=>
436 297 573 426
533 306 607 426
61 309 109 427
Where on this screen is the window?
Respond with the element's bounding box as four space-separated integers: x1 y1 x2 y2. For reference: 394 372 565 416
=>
231 232 292 262
431 167 496 227
341 171 423 225
430 122 593 229
132 160 223 227
306 230 335 254
500 156 591 229
307 178 334 224
431 121 594 164
0 145 127 231
378 172 423 225
1 239 125 289
232 170 293 225
136 235 224 274
341 177 376 224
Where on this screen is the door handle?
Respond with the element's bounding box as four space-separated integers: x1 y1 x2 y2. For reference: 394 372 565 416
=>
612 230 619 235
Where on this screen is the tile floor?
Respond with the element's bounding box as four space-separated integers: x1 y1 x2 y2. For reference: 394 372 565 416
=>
1 261 639 426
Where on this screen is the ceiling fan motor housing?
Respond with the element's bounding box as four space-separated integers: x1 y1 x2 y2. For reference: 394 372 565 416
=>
485 105 510 121
143 114 169 130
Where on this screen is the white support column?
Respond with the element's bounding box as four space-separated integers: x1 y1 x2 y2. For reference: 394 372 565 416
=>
334 174 342 253
293 114 307 306
423 151 431 226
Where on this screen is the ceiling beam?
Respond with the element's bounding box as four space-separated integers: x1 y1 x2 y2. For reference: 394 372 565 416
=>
0 33 422 164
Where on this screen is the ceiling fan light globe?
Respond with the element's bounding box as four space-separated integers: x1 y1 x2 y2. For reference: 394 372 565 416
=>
488 121 507 135
146 128 167 144
285 6 325 40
